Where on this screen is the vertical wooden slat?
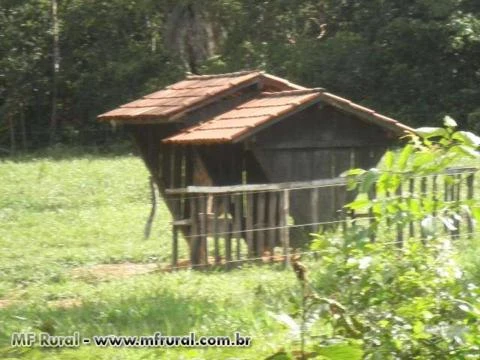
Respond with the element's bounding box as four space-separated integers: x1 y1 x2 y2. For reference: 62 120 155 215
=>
246 193 254 260
281 189 290 267
310 188 319 234
368 186 376 242
213 195 220 265
396 184 403 247
467 173 475 238
172 225 178 270
257 192 266 258
223 195 232 269
408 178 415 238
453 174 461 238
169 147 175 189
189 197 198 267
268 191 278 261
420 177 427 241
444 176 451 236
199 195 208 267
234 194 242 261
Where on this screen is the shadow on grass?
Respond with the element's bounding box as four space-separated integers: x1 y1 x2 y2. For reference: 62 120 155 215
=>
0 289 224 356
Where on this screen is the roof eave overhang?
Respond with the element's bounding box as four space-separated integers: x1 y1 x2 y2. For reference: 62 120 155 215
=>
96 75 262 125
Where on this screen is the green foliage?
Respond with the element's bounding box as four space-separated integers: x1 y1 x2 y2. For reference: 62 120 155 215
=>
305 119 480 358
344 117 480 241
310 234 480 359
3 0 480 150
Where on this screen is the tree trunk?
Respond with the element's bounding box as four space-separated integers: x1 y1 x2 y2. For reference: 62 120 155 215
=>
8 115 16 155
20 105 27 151
49 0 60 145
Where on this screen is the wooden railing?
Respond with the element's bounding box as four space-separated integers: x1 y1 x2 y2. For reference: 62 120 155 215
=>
165 167 478 269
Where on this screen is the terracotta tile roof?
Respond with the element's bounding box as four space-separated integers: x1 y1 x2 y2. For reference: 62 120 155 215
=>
163 89 322 144
97 71 305 123
162 87 415 145
98 71 262 122
98 70 414 142
316 92 415 134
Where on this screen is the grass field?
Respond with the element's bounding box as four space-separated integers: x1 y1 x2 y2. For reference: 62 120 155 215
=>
0 148 299 360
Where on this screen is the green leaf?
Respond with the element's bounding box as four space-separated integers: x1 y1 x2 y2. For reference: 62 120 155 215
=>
315 342 363 360
450 145 480 158
412 152 437 171
360 168 379 194
397 144 414 171
444 115 458 128
341 168 366 177
452 131 480 147
383 151 394 170
415 127 448 139
346 194 371 211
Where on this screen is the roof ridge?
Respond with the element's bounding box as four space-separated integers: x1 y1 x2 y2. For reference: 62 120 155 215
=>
186 70 260 80
260 88 325 97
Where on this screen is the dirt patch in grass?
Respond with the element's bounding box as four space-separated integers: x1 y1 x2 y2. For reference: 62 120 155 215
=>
71 262 159 281
48 298 83 309
0 299 17 309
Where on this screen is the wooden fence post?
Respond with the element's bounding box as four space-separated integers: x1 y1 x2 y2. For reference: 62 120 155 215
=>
213 196 221 265
246 193 254 260
189 197 198 268
268 191 278 261
257 192 266 258
281 189 290 267
223 195 232 269
234 194 243 261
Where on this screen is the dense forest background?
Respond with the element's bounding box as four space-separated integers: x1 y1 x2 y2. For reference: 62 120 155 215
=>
1 0 479 152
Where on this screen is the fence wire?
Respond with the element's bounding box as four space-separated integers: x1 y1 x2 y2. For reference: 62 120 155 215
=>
161 167 479 203
165 229 480 272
